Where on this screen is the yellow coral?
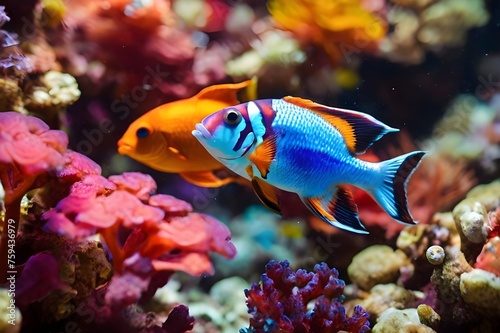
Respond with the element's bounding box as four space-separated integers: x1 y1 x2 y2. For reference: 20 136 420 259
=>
267 0 387 63
42 0 67 27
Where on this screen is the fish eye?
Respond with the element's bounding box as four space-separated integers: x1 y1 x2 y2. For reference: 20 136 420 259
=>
223 109 242 126
136 127 150 139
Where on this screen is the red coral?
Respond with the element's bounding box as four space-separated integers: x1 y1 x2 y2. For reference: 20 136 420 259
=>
474 236 500 277
242 260 370 333
61 0 201 99
487 207 500 239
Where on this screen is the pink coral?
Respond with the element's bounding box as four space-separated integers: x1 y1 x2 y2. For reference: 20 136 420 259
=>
56 150 101 181
43 171 236 306
108 172 157 201
125 213 236 276
0 112 68 282
78 190 164 228
69 174 116 196
0 112 67 176
148 194 193 217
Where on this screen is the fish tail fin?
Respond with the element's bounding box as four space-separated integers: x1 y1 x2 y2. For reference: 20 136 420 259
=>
371 151 427 224
302 185 368 234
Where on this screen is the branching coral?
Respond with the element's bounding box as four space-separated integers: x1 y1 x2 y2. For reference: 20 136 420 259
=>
240 260 370 333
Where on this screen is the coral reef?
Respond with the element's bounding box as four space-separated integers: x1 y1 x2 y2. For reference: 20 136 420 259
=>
0 0 498 332
241 260 370 333
453 180 500 263
0 112 236 331
0 5 80 128
43 170 237 307
267 0 387 64
380 0 490 63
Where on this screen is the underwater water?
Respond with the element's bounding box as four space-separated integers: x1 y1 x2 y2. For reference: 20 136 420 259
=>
0 0 499 332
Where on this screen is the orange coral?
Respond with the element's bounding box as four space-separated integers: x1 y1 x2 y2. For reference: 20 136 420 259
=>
267 0 387 64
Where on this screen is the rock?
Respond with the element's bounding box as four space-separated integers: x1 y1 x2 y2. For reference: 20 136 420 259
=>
417 304 440 329
460 268 500 317
372 307 436 333
348 245 409 290
347 283 423 321
426 245 445 265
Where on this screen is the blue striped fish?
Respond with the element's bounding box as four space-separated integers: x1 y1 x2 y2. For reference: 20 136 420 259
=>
192 97 426 234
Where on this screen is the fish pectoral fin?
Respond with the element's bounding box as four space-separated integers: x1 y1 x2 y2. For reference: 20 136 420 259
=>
302 186 368 234
248 135 277 179
196 79 256 105
283 96 398 155
180 171 233 187
167 146 188 161
245 164 254 178
251 177 281 215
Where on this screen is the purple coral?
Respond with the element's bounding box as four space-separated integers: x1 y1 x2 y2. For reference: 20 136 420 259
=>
160 305 195 333
242 260 370 333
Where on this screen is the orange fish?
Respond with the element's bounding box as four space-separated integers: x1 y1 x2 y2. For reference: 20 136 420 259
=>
118 79 257 187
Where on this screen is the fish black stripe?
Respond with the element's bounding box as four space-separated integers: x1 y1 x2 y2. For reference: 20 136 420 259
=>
233 106 253 152
254 100 276 139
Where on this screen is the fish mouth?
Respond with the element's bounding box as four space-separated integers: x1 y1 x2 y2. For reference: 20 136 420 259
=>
117 141 131 155
193 123 212 139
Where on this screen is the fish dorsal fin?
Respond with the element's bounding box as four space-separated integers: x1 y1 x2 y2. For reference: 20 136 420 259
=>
248 135 277 179
195 79 256 105
302 186 368 234
283 96 398 154
252 177 281 215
